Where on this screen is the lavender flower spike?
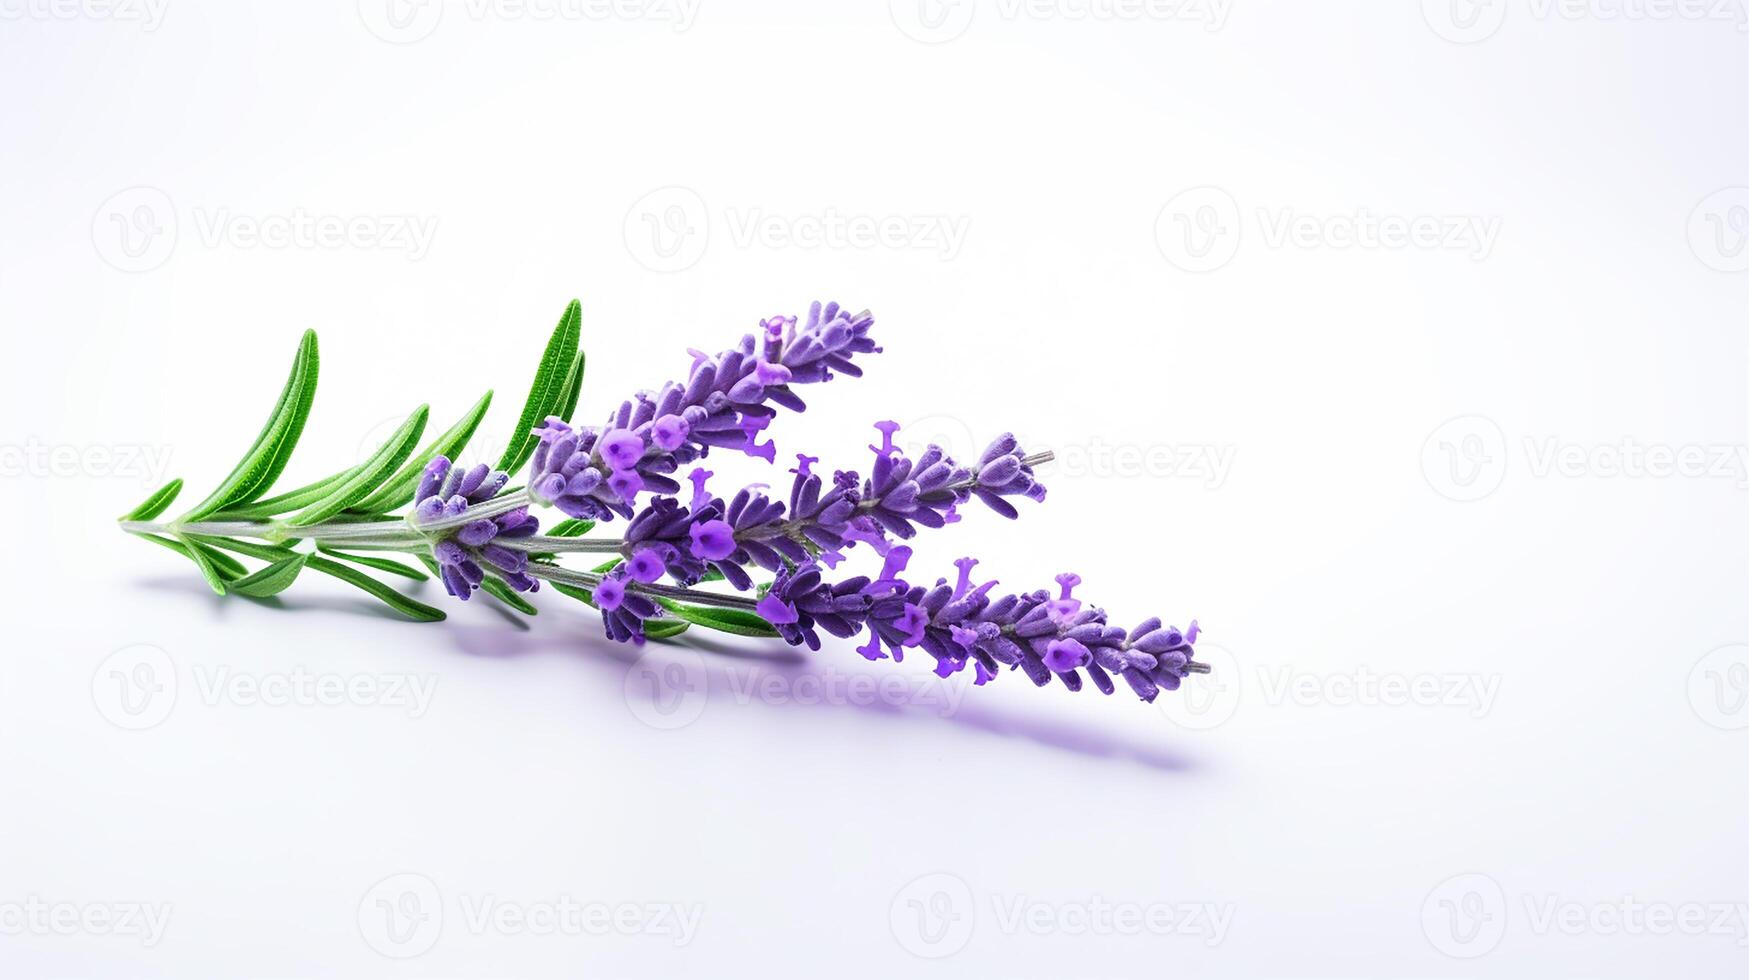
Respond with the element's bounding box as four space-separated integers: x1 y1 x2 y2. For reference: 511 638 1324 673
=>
755 552 1206 702
412 456 541 600
527 301 879 521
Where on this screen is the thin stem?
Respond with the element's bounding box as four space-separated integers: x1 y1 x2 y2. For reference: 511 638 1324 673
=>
501 535 624 554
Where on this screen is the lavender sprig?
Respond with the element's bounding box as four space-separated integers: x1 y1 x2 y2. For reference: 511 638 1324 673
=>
118 297 1211 709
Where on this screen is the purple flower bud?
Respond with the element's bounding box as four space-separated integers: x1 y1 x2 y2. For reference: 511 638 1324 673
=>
651 414 690 452
688 519 736 561
594 575 626 611
599 428 644 470
1043 638 1092 672
626 548 665 584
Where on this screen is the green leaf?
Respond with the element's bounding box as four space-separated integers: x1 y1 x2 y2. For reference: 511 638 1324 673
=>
550 581 596 607
136 532 247 581
546 518 596 538
554 349 587 423
205 538 444 622
644 618 691 640
181 329 320 520
119 478 184 521
215 466 356 520
230 554 308 598
652 598 779 637
591 558 623 573
479 577 538 615
495 299 581 475
283 406 429 527
176 534 228 596
353 389 494 515
316 546 429 581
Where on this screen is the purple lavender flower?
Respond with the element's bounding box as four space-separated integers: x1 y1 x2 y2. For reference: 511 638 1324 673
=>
527 301 878 521
412 456 540 600
592 566 661 645
753 551 1204 702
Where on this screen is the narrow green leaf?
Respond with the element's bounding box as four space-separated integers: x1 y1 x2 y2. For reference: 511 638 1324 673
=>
306 556 445 621
136 532 248 581
119 478 183 522
316 546 429 581
215 466 356 520
550 581 595 606
479 577 538 615
495 299 581 475
207 538 444 622
546 518 596 538
554 349 586 423
652 598 779 637
230 554 308 598
181 329 320 520
353 389 494 514
177 534 228 596
283 406 429 527
644 618 691 640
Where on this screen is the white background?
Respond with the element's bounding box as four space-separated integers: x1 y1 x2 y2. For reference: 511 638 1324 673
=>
2 1 1747 976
